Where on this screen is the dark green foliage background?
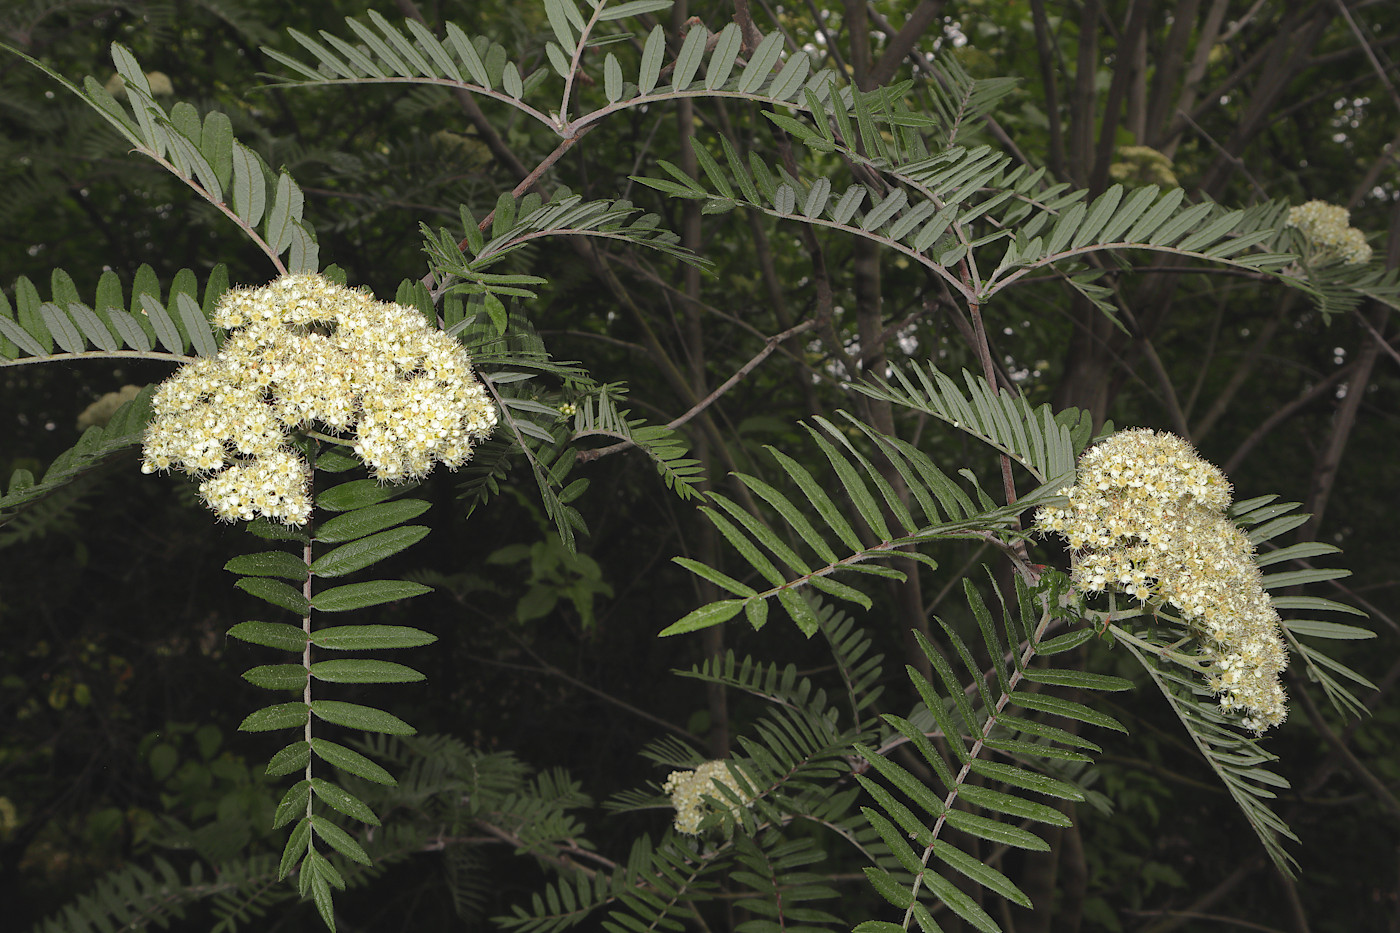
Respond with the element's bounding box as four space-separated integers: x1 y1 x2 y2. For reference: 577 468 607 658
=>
2 1 1397 931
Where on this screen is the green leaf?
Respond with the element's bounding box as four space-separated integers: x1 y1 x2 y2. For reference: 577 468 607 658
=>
1019 668 1134 692
706 23 743 90
966 760 1084 802
310 624 438 650
1032 628 1095 655
957 784 1072 826
659 599 746 636
862 867 915 910
931 838 1032 908
1283 619 1374 640
278 813 311 873
248 517 311 543
314 499 430 542
1009 690 1127 733
235 576 311 615
777 588 820 636
265 172 298 254
944 808 1049 851
309 815 372 866
310 659 424 684
242 664 309 691
175 293 217 357
239 701 310 732
597 0 674 20
225 550 309 581
604 53 623 102
231 142 267 227
227 620 309 652
309 777 380 825
317 479 410 512
920 867 1000 933
309 526 429 577
638 25 665 95
266 741 311 777
737 32 783 94
310 738 396 785
312 580 432 612
672 557 758 598
273 783 310 833
310 700 416 735
68 302 117 351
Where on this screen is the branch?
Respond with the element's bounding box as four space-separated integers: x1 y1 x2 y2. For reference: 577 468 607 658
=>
576 318 818 461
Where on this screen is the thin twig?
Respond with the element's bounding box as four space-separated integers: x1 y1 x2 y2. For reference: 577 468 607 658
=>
577 318 819 461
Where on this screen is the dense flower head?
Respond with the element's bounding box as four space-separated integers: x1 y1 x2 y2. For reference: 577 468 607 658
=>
1035 429 1288 732
662 761 754 835
142 273 497 524
1286 200 1372 265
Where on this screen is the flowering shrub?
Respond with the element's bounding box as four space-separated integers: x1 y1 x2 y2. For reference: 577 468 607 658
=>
141 274 498 523
1035 429 1288 731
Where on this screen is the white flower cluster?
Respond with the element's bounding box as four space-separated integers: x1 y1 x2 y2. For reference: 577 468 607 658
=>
661 760 754 835
1286 200 1372 265
1035 429 1288 732
142 274 498 524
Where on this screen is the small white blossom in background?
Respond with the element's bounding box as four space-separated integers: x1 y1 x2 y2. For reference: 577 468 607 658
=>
1286 200 1372 265
1035 429 1288 732
662 760 754 835
77 384 142 429
142 274 498 525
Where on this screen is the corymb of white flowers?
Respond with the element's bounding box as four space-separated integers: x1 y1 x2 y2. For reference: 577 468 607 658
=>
662 760 755 835
1286 199 1372 265
1035 429 1288 732
142 274 498 525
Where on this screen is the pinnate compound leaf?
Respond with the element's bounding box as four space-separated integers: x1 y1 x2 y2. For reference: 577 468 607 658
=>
227 620 308 651
310 738 396 785
310 624 437 650
235 576 311 614
310 659 424 684
225 550 309 581
312 580 432 612
309 777 380 825
309 526 429 577
315 500 430 542
310 699 416 735
239 701 310 732
242 664 309 691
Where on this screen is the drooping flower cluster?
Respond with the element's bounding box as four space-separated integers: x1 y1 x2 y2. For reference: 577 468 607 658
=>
1035 429 1288 732
1286 200 1372 265
142 274 498 524
661 760 754 835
